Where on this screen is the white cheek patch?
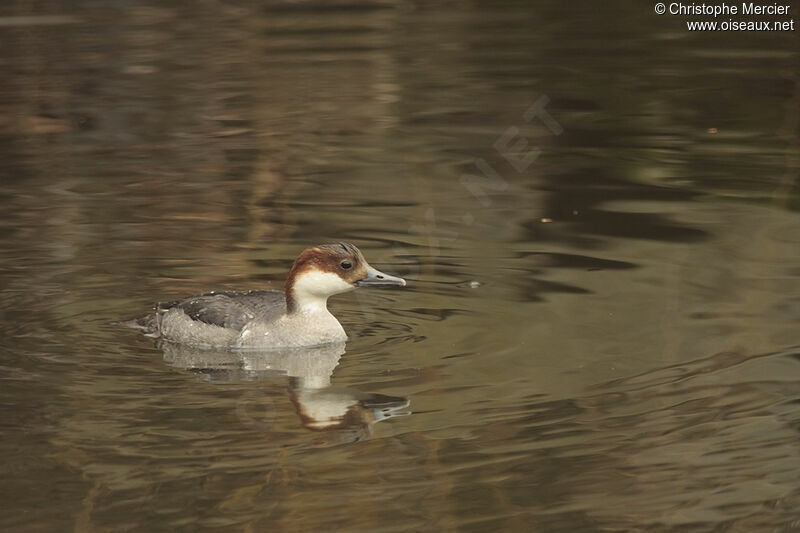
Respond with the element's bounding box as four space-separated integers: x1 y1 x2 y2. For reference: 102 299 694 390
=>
295 270 354 295
291 270 355 311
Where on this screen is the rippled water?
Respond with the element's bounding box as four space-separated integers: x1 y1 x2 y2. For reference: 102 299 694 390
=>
1 1 799 531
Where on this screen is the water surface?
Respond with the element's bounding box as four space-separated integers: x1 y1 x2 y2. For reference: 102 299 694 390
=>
1 1 799 531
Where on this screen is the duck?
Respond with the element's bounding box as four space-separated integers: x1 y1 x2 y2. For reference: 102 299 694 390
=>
129 242 406 349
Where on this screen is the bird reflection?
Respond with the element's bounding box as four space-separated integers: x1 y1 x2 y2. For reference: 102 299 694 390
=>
159 341 409 444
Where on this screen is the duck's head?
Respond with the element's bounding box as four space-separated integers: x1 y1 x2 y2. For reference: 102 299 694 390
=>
285 242 405 313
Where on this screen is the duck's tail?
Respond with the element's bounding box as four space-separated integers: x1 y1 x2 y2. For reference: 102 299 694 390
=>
115 315 161 338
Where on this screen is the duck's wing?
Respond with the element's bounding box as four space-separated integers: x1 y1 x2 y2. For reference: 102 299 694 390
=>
168 290 287 330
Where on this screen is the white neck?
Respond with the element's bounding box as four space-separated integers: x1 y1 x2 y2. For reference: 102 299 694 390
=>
289 270 354 314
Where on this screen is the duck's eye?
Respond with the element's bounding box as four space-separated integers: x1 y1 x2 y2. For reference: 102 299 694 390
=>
340 260 352 270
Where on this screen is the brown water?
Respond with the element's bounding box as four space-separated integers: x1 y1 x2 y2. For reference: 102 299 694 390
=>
1 1 799 531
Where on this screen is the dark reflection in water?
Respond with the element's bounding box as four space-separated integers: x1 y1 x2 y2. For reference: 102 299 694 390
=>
163 341 410 445
1 0 799 531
